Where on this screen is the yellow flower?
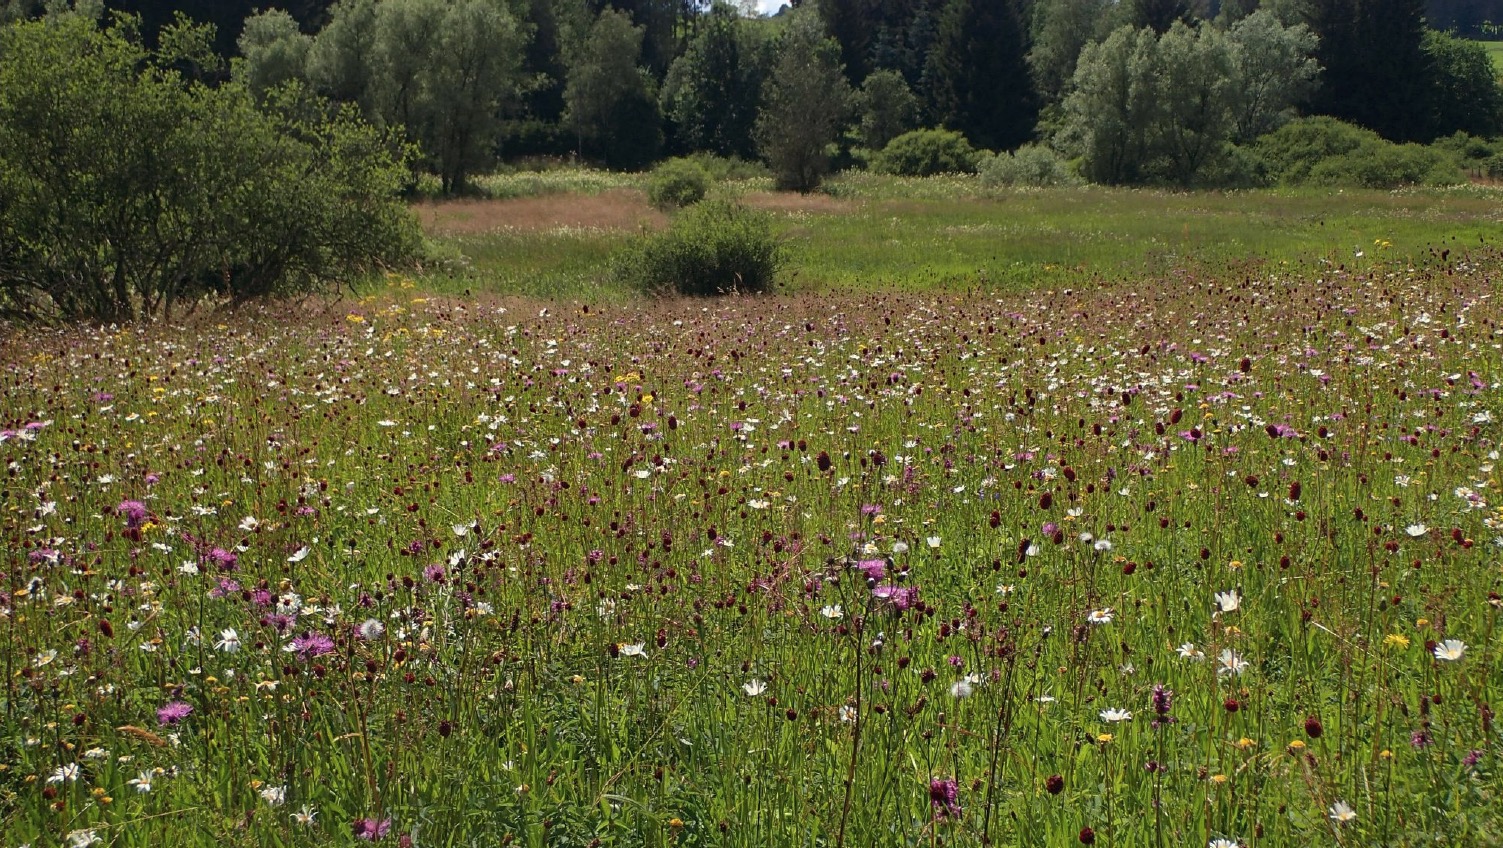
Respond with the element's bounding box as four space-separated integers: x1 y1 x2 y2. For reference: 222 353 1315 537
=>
640 393 655 404
1228 559 1243 570
1383 634 1410 649
1415 618 1430 629
1209 774 1228 784
1287 740 1306 752
1379 749 1394 760
1235 737 1256 751
668 818 684 829
1096 733 1114 744
346 313 365 323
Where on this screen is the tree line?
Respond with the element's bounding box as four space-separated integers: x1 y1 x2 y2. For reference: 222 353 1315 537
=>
2 0 1494 192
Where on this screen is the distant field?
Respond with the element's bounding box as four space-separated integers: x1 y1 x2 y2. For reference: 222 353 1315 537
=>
415 175 1503 300
1484 40 1503 72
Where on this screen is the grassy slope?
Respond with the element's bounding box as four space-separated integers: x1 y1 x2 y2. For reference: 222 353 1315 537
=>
419 176 1503 300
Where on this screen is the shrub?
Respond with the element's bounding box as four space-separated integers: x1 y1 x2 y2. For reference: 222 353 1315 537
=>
869 128 981 176
1307 143 1463 189
978 145 1080 187
1256 117 1464 188
0 14 418 322
612 200 783 297
647 158 712 209
1253 117 1378 184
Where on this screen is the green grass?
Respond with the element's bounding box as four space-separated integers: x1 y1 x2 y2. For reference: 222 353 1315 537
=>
4 251 1501 847
1482 40 1503 73
426 177 1503 299
6 174 1503 848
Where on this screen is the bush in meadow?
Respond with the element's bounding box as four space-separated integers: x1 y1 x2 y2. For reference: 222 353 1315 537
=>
1256 116 1464 188
647 157 712 209
869 128 982 176
612 199 783 296
978 144 1081 187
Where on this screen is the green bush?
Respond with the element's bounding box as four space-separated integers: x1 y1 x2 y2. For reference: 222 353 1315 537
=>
647 158 712 209
1255 117 1464 188
1307 143 1463 189
612 200 783 297
679 152 769 181
869 128 981 176
977 145 1080 187
0 13 418 322
1254 117 1375 185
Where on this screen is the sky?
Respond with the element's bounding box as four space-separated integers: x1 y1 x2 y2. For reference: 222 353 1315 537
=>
753 0 786 15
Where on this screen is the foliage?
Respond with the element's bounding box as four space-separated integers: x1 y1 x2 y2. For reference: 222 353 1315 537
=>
660 2 769 161
306 0 525 193
1254 116 1464 187
854 68 918 151
611 199 782 295
977 143 1081 186
1305 0 1433 142
754 9 853 192
869 127 981 175
1223 10 1320 143
564 8 662 170
647 157 712 208
923 0 1037 151
1056 24 1160 184
0 13 418 322
1058 17 1318 185
1423 29 1503 139
233 8 312 98
1027 0 1114 104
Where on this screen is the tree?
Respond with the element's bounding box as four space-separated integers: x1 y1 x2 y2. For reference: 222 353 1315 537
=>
307 0 525 192
854 67 917 149
660 2 768 159
0 12 417 321
818 0 877 83
1055 24 1160 183
233 9 311 98
564 8 662 168
1028 0 1113 104
1224 9 1318 142
306 0 378 108
1153 21 1232 182
1305 0 1432 141
1423 29 1502 138
755 8 852 190
924 0 1038 151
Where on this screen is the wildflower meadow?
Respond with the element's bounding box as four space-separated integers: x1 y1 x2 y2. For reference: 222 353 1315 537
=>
3 249 1502 847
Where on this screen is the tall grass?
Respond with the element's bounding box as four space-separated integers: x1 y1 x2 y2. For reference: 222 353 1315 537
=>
422 177 1503 298
2 247 1501 846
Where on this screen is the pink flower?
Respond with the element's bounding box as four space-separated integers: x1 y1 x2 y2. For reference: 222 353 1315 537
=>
352 818 392 840
157 701 192 725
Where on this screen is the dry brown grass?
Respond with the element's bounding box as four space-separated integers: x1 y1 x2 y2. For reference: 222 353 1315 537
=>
738 191 855 214
414 189 668 235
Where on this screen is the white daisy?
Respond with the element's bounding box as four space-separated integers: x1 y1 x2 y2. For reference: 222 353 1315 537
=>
214 628 241 653
618 643 648 658
1328 800 1357 823
1217 648 1249 676
742 679 767 697
1214 590 1241 613
1433 639 1467 661
1099 708 1132 722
